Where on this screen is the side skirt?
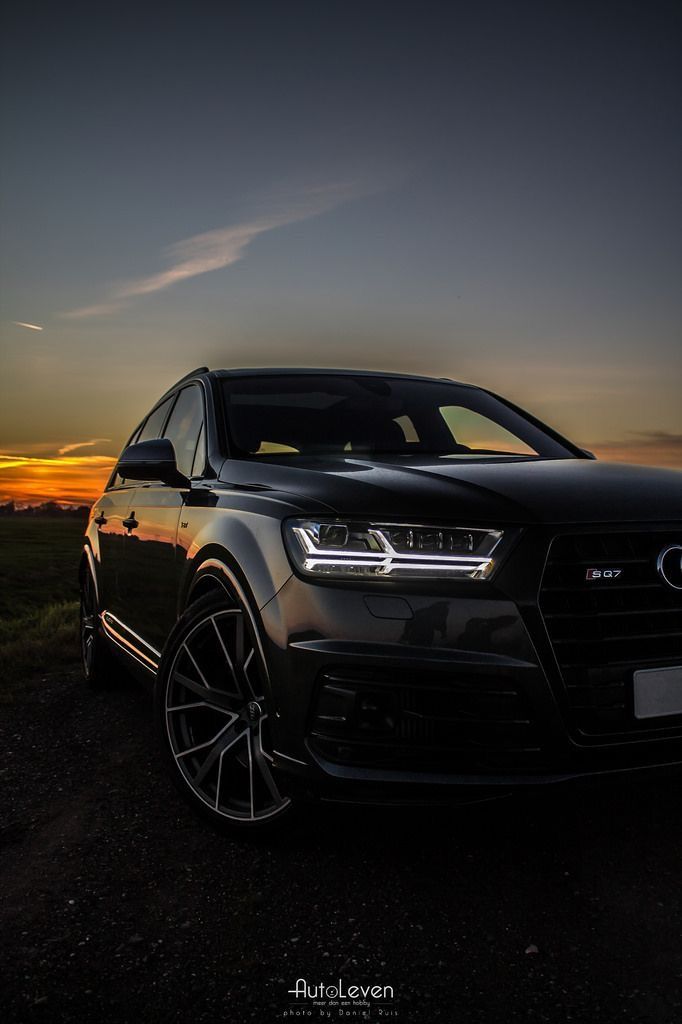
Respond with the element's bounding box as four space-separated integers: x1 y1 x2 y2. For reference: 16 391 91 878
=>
101 611 160 676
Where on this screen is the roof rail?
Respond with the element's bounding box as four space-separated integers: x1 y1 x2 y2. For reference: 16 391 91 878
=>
155 366 210 404
173 366 210 386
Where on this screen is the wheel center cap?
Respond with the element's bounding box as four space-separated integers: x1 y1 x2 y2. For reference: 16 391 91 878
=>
246 700 262 724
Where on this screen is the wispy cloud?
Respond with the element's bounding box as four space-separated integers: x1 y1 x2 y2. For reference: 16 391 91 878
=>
58 438 111 455
12 321 43 331
62 182 361 319
0 454 116 470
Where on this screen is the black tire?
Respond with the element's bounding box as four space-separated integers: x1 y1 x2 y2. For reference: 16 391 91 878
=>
154 590 293 833
80 562 116 688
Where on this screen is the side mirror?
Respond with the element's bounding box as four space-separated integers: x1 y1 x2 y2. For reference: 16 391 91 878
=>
117 438 189 486
581 448 597 459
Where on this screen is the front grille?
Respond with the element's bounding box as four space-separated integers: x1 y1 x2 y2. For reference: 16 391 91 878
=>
539 529 682 737
308 667 543 771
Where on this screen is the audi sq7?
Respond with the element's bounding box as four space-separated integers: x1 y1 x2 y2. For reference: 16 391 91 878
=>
80 367 682 830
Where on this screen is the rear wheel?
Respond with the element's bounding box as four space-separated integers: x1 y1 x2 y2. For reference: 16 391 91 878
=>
155 591 292 832
80 563 115 687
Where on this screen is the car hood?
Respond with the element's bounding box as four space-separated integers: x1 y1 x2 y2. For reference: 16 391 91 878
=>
221 456 682 525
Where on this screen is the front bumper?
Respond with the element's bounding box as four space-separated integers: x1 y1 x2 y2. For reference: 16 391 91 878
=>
259 527 682 802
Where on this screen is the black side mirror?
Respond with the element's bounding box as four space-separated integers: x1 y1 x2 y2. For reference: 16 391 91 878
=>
118 438 189 486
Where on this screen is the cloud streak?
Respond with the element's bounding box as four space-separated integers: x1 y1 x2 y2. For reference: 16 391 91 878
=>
0 454 116 470
62 182 360 319
12 321 43 331
57 438 111 455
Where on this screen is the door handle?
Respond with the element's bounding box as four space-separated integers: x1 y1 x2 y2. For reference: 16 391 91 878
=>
94 511 107 526
122 514 139 532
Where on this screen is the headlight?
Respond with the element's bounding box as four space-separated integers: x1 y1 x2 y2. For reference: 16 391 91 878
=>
283 519 504 580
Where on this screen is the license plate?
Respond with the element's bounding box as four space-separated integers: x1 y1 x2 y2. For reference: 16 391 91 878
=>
633 666 682 719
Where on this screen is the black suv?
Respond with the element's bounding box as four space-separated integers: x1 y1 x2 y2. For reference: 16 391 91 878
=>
80 367 682 830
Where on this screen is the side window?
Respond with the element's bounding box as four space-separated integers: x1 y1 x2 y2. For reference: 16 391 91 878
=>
138 396 175 442
108 426 141 489
190 421 206 478
163 385 204 478
108 396 175 489
393 415 419 443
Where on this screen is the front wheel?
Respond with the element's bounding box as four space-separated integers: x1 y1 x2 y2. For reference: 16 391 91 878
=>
154 591 293 832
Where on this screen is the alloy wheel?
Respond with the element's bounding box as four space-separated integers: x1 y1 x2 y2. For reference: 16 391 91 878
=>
164 607 290 823
80 569 98 678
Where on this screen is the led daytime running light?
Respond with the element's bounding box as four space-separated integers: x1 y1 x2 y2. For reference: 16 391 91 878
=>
285 520 504 580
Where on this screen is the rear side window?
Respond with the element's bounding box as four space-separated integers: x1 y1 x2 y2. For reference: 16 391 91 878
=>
190 421 206 478
108 395 175 488
138 396 175 442
163 385 204 477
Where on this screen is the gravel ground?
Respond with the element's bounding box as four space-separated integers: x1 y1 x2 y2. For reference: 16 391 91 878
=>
1 667 681 1024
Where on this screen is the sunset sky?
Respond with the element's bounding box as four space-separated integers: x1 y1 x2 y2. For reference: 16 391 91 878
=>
1 2 680 505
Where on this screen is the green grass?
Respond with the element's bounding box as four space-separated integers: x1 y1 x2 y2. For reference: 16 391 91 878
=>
0 517 85 619
0 518 85 684
0 600 79 687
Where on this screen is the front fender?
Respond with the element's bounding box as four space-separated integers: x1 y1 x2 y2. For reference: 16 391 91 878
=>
177 500 295 615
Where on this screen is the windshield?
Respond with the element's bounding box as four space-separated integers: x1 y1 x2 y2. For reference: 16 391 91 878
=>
221 374 578 460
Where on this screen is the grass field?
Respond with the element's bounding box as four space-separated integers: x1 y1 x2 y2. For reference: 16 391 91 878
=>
0 517 85 684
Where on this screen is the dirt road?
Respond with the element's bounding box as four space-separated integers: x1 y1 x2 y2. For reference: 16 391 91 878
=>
1 668 680 1023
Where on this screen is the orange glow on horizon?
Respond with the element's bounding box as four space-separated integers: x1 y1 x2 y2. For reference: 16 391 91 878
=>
0 437 680 507
587 440 682 469
0 453 117 506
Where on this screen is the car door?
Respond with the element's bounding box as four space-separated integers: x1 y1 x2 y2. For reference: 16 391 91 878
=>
96 398 176 645
125 384 205 654
92 480 136 623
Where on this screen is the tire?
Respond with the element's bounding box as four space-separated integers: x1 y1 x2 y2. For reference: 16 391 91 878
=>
154 590 293 832
80 562 116 688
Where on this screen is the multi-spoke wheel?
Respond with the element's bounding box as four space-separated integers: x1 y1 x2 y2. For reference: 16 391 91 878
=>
155 591 292 831
80 562 114 687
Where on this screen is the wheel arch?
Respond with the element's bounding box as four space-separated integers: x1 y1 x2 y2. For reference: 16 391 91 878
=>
177 549 277 691
179 526 291 613
184 567 231 606
181 546 254 612
79 543 100 604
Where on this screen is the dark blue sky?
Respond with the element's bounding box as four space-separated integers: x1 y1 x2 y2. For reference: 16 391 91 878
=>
1 1 680 494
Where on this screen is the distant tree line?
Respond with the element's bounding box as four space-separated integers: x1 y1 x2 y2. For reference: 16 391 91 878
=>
0 501 90 518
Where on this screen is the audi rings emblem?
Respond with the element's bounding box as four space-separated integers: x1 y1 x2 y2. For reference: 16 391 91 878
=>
656 544 682 590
